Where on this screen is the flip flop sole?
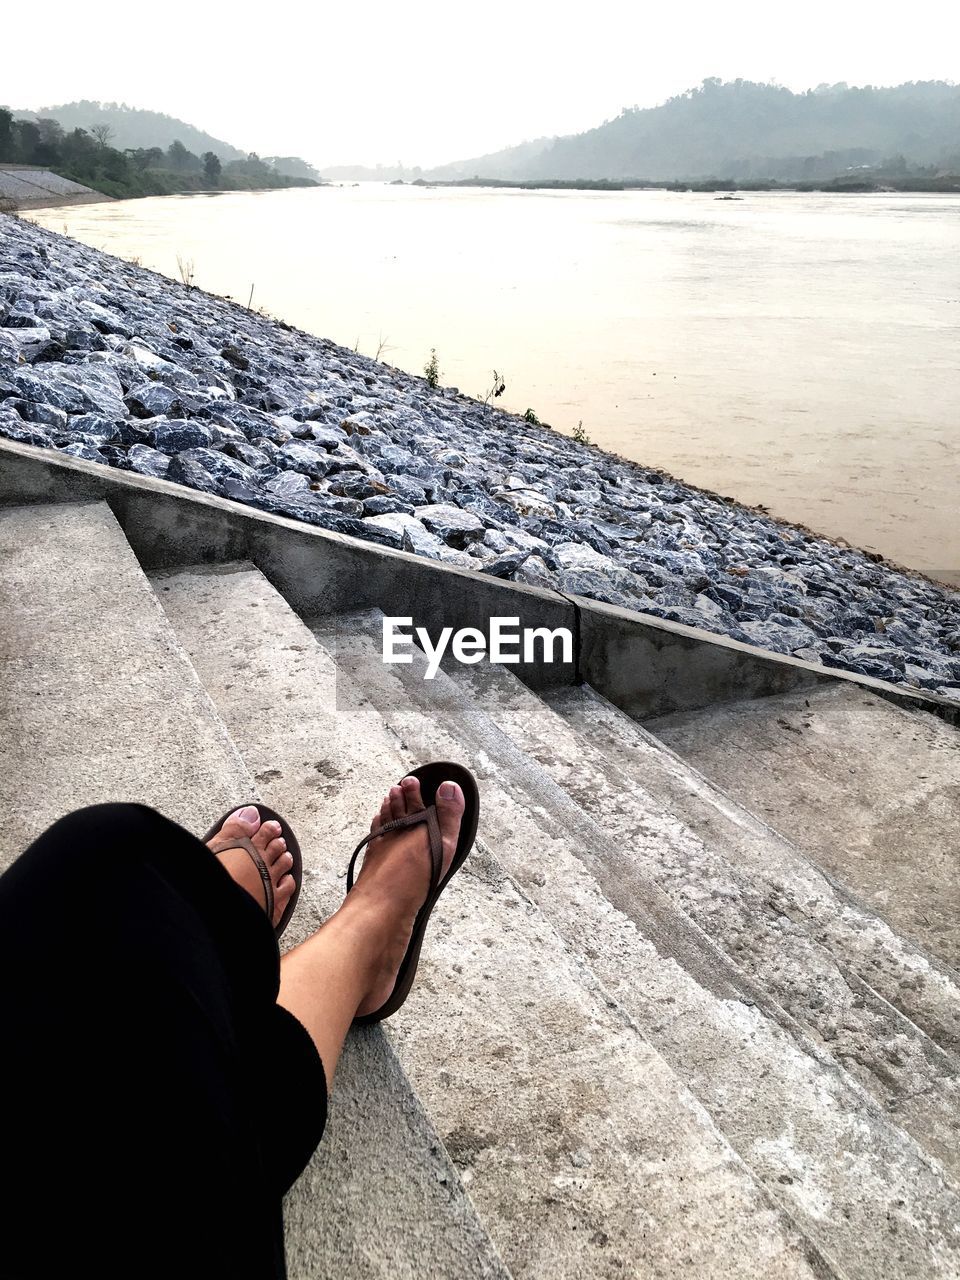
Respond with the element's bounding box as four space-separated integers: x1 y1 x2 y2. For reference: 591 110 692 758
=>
202 803 303 940
353 760 480 1026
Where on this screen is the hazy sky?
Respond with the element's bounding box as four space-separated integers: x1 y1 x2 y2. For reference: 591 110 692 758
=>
6 0 959 168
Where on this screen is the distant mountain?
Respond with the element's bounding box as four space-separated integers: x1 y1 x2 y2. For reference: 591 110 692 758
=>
15 102 248 162
320 138 551 183
345 80 960 183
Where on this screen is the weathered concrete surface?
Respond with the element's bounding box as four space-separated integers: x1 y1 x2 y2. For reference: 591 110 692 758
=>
648 683 960 970
578 591 960 725
1 438 957 723
447 655 960 1177
0 500 251 861
312 609 960 1278
0 167 106 209
549 683 960 1055
284 1032 509 1280
154 562 826 1280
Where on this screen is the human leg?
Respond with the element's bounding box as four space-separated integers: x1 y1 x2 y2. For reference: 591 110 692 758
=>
278 774 465 1090
0 803 321 1279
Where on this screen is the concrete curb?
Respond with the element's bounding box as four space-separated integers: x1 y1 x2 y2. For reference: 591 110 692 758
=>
1 437 956 726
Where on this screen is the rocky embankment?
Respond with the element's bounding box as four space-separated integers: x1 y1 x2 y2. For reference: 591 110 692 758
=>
2 213 958 701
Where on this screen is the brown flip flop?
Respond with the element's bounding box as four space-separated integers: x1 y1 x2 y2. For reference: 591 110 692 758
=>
203 804 303 939
347 761 480 1026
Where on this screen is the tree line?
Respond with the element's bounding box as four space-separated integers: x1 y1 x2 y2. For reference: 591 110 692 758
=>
0 109 318 198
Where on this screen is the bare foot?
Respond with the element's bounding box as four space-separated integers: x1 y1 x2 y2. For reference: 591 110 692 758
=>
351 776 465 1017
207 806 296 929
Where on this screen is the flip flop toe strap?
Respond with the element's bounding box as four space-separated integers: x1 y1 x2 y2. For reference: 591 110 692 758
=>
346 806 443 893
208 835 275 921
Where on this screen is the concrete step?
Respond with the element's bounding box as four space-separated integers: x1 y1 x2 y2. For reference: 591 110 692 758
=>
546 682 960 1064
0 501 505 1280
437 654 960 1183
645 683 960 970
309 608 960 1279
152 562 827 1280
0 500 251 862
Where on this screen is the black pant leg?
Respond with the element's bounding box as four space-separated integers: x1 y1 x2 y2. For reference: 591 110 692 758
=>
0 803 326 1280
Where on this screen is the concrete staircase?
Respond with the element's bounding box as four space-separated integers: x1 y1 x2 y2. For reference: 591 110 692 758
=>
646 685 960 970
3 495 960 1279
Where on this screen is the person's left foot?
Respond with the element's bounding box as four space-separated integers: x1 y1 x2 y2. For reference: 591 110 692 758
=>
207 807 296 928
351 775 465 1018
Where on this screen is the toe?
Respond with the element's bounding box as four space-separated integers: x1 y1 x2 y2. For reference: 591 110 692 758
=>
400 775 425 813
388 784 405 822
273 849 294 880
211 805 261 846
273 872 295 925
253 819 282 854
264 836 287 866
435 781 466 868
378 796 392 831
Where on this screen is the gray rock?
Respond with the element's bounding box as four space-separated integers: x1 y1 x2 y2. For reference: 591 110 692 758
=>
171 447 259 492
280 440 337 479
147 420 216 455
364 512 446 558
222 439 274 471
327 473 391 501
126 444 172 479
0 417 53 447
125 382 191 419
58 440 104 462
362 495 413 517
55 364 127 418
384 474 428 505
264 470 312 497
740 620 820 654
300 422 349 449
481 549 532 578
483 527 549 555
434 448 468 468
65 413 121 444
0 325 53 362
416 503 485 548
11 399 68 430
491 486 557 520
165 454 220 495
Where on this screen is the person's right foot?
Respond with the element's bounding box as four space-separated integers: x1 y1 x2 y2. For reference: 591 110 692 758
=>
351 775 465 1018
207 807 296 928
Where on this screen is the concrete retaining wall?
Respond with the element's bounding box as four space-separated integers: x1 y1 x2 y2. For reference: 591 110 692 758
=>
1 437 956 726
0 167 107 210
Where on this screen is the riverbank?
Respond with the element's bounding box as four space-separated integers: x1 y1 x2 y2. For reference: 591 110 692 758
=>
1 212 958 700
407 175 960 194
0 163 322 212
0 166 108 210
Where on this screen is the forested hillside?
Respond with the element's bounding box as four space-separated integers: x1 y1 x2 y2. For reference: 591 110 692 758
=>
414 80 960 183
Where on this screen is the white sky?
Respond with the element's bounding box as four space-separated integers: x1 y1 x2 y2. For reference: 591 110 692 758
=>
6 0 959 168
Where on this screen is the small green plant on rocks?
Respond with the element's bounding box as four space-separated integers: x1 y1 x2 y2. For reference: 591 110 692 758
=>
424 348 441 388
522 407 541 425
572 419 591 445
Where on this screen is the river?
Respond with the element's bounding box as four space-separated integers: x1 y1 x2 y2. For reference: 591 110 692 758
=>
27 184 960 586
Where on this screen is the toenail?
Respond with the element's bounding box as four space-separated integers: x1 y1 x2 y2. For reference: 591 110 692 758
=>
238 806 260 824
438 782 456 799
